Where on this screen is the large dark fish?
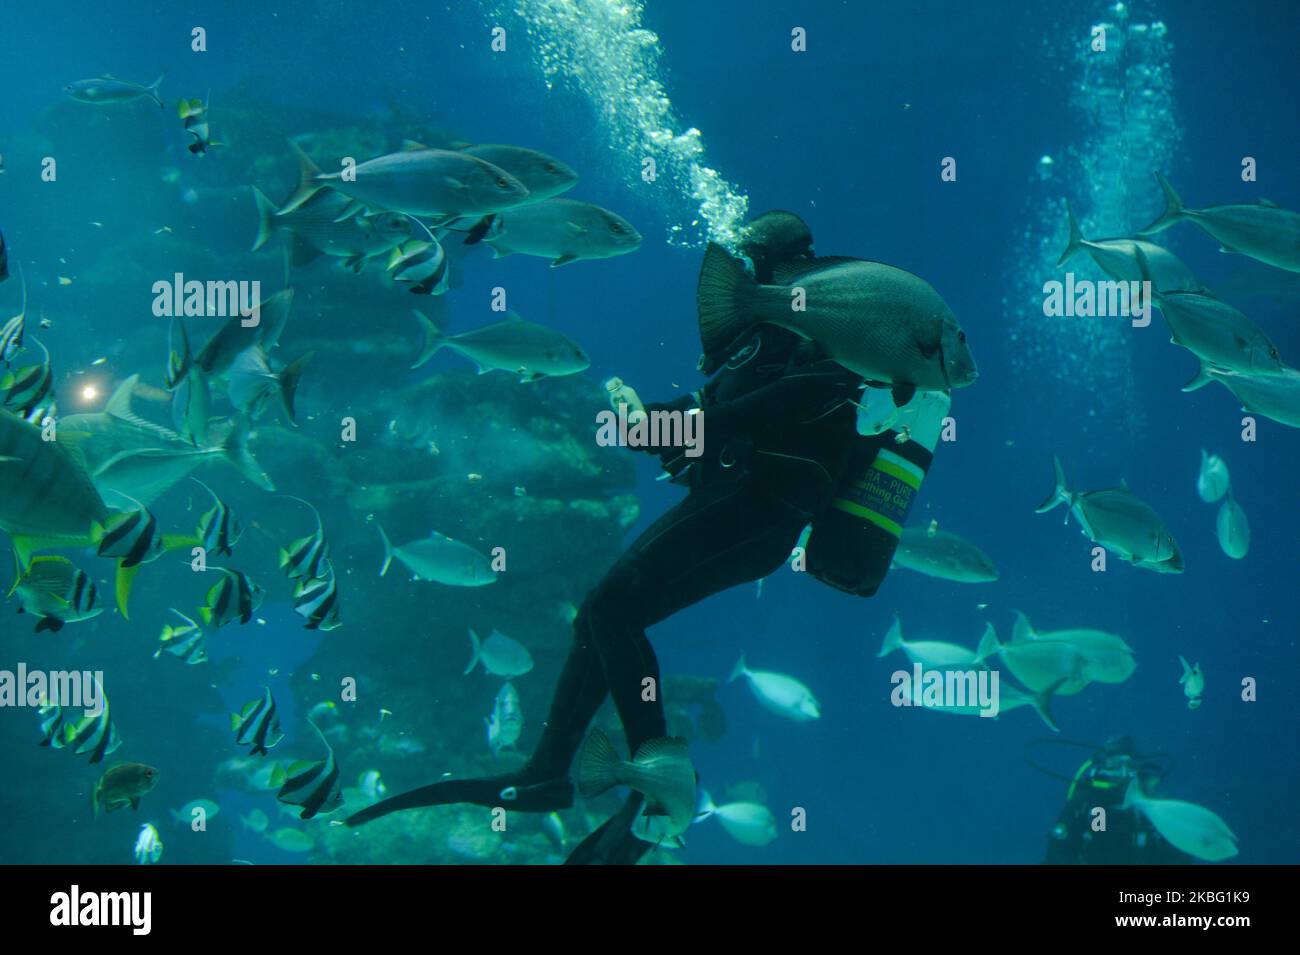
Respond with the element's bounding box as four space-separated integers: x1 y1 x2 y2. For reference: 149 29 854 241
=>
92 762 159 816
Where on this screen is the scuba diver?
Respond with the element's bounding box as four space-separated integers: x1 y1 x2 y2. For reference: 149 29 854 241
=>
347 211 957 863
1038 736 1187 864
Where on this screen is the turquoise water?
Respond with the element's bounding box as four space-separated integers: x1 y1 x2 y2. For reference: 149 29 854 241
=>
0 0 1296 865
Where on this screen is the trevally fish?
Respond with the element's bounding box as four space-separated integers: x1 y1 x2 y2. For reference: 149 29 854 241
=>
456 143 578 204
463 197 641 267
899 669 1062 730
227 346 313 425
1184 360 1300 429
240 809 269 833
465 628 534 679
1196 450 1230 502
1179 656 1205 710
0 408 109 564
169 798 220 825
377 525 496 586
728 654 820 722
92 762 159 816
698 244 977 402
265 827 314 852
1122 780 1237 861
1216 493 1250 559
57 375 273 505
877 616 989 669
252 187 412 270
486 681 523 756
1134 248 1282 376
65 74 165 109
977 625 1089 696
275 719 343 820
153 609 207 665
7 555 101 632
578 729 698 839
193 289 294 379
133 823 163 865
697 791 777 847
1036 456 1183 573
1139 171 1300 273
1057 199 1203 291
891 523 999 583
1006 613 1136 687
199 567 264 629
411 310 589 380
232 687 285 756
281 139 530 219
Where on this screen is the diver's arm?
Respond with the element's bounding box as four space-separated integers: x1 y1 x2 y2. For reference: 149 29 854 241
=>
692 360 862 438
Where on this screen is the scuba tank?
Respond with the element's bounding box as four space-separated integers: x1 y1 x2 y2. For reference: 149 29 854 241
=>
804 389 951 597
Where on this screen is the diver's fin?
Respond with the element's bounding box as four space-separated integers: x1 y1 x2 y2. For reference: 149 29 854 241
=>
344 775 573 826
564 791 651 866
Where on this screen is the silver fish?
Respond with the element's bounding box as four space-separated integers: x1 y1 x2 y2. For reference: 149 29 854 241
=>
464 197 641 267
377 525 496 586
65 74 165 109
411 310 589 380
892 525 999 583
1183 361 1300 429
1057 199 1203 292
486 681 523 756
281 140 529 219
1216 493 1250 559
465 628 534 679
1036 456 1183 573
252 187 412 269
458 143 578 204
1139 172 1300 273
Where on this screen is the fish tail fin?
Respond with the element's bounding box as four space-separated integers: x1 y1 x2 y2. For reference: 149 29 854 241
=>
1011 610 1034 643
1181 359 1215 392
251 186 280 252
276 351 314 425
1056 198 1084 267
217 415 275 491
148 74 166 110
1178 655 1192 682
411 309 445 370
463 628 481 674
697 242 759 357
377 525 394 576
281 139 325 214
576 729 621 798
1030 676 1066 733
975 623 1000 663
877 616 903 658
1137 171 1185 235
115 561 141 620
727 653 746 684
1121 778 1143 811
696 789 716 819
1034 455 1072 519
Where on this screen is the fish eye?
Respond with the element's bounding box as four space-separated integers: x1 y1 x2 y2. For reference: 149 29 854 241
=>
958 331 967 343
495 177 509 188
545 163 558 172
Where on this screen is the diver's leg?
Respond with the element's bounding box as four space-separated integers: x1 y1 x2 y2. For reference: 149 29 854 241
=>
585 480 811 758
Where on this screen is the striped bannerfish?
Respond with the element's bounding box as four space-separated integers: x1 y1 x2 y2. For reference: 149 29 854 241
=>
193 478 241 557
53 684 122 764
153 609 207 664
232 687 285 756
0 409 109 566
199 567 264 628
279 496 329 580
96 500 165 569
1 337 53 418
0 264 25 364
37 700 67 748
9 555 102 632
293 560 341 631
276 719 343 820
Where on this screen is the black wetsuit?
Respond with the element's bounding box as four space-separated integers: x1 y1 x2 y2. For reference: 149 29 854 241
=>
348 235 900 862
1043 756 1187 865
